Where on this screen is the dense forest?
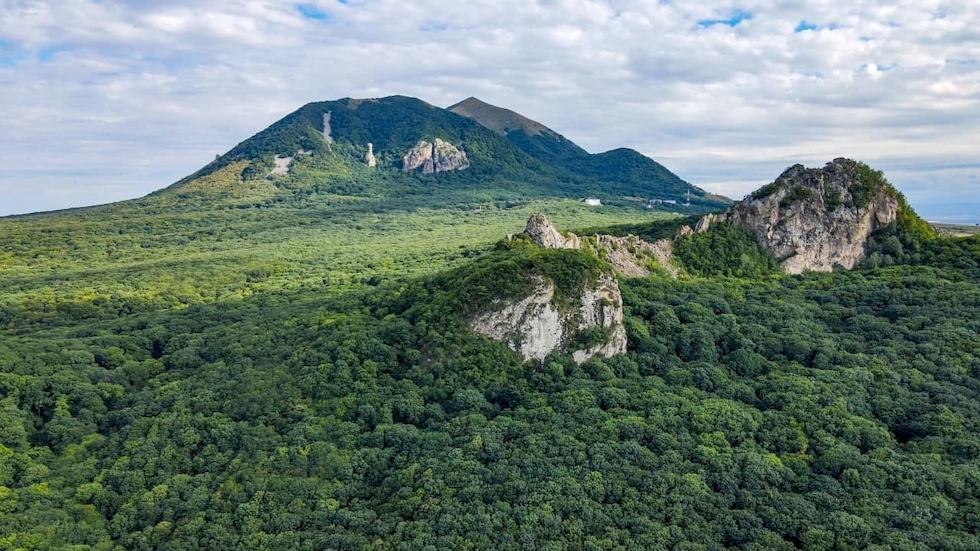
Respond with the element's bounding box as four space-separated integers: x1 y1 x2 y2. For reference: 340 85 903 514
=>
2 206 980 548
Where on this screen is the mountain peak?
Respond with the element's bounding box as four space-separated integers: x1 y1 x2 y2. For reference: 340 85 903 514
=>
448 97 552 137
153 93 725 211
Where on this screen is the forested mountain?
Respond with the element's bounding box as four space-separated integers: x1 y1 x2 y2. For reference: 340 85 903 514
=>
1 99 979 550
154 95 727 211
449 97 716 203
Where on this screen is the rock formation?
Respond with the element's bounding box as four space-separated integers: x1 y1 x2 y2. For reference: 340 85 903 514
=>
470 274 627 364
572 274 629 364
525 213 582 249
402 138 470 173
470 213 692 363
365 143 376 167
594 234 680 278
696 158 900 274
525 213 677 277
268 155 293 177
322 112 333 143
267 149 314 178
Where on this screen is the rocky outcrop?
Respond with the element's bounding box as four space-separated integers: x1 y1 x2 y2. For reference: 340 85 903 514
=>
699 158 900 274
402 138 470 173
594 234 680 278
323 113 333 143
525 213 677 277
525 213 581 249
402 142 432 172
269 155 293 176
572 274 629 364
470 274 627 364
267 149 314 178
365 143 376 167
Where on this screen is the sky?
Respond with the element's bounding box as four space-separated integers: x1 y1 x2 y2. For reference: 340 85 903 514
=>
1 0 979 222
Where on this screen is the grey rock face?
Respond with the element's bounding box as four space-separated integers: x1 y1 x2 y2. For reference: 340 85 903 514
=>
365 143 376 167
402 138 470 173
525 213 677 277
268 155 293 177
470 274 627 364
572 274 629 364
702 158 900 274
525 213 581 249
470 213 647 364
593 234 679 278
323 113 333 143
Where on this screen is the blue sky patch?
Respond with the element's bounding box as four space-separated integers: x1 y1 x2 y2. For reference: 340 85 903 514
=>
297 4 330 20
0 40 25 65
37 46 69 63
949 58 978 67
420 22 448 32
795 21 817 32
698 9 753 28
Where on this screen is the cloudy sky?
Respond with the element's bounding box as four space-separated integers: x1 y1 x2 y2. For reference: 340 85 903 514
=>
2 0 979 221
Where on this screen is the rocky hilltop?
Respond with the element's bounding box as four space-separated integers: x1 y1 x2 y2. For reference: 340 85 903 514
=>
470 214 634 364
695 158 901 274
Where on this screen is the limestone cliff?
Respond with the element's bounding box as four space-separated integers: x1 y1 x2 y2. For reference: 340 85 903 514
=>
525 213 677 277
470 273 627 364
402 138 470 173
594 234 680 278
694 158 900 274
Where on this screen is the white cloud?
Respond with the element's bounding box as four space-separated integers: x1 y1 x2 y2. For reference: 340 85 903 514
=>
0 0 978 221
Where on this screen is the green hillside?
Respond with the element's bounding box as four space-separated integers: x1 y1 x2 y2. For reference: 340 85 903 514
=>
2 97 980 551
450 97 724 209
152 95 726 211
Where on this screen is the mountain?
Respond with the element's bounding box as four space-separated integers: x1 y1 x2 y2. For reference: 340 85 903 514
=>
450 96 719 205
448 96 589 161
154 95 727 211
4 91 980 551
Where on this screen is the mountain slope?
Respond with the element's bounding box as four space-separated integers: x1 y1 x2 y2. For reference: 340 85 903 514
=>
150 95 726 211
449 97 726 208
164 95 544 191
448 96 589 161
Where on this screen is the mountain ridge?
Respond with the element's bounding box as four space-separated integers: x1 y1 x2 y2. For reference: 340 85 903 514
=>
448 97 560 139
151 94 728 211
